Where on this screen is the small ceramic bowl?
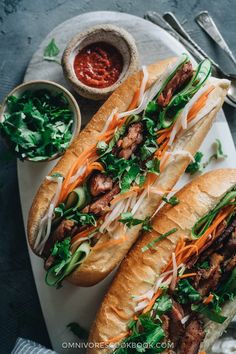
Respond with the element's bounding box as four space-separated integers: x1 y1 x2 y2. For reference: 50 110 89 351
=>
0 80 81 162
62 24 139 100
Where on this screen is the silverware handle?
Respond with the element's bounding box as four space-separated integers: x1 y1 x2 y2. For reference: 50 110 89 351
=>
145 11 221 76
145 12 205 62
195 11 236 66
162 12 221 71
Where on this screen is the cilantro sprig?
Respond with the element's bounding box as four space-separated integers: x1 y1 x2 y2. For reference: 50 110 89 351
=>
119 212 153 231
141 228 178 252
162 194 179 206
43 38 61 64
186 139 227 175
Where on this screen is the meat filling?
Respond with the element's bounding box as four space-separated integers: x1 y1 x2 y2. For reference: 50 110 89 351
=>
166 215 236 353
89 172 113 197
118 122 143 160
83 184 120 215
168 300 185 347
157 61 193 108
179 318 205 354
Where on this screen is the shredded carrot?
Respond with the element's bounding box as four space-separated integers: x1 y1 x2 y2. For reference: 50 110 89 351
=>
187 86 214 122
157 127 172 134
133 315 138 321
61 161 105 201
111 186 140 205
195 206 234 251
101 331 130 344
127 89 140 111
203 293 214 305
110 306 131 320
144 172 157 188
157 131 170 145
142 289 162 314
198 352 206 354
179 272 197 279
71 226 96 245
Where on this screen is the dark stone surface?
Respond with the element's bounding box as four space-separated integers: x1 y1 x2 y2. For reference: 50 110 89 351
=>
0 1 235 353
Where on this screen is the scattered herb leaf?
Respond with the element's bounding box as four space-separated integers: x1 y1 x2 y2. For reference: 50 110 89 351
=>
175 279 201 304
119 213 152 231
162 195 179 206
185 151 203 175
141 228 178 252
43 38 60 64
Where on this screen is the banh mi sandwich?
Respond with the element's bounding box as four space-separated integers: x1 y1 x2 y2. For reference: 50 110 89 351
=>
27 54 230 288
88 169 236 354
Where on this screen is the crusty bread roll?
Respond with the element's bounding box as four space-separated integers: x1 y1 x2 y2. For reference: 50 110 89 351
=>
27 57 229 287
88 169 236 354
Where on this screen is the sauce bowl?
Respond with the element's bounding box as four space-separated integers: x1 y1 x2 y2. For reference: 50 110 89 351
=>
62 24 139 100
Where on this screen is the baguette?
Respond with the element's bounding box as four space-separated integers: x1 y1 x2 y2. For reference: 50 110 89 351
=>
27 56 230 288
88 169 236 354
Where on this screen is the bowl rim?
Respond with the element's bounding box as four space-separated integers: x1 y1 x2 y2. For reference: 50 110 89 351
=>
62 24 139 99
0 79 81 162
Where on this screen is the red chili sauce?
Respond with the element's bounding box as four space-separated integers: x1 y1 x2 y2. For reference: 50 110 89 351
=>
73 42 123 89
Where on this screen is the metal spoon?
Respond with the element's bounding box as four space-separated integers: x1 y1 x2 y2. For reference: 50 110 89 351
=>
145 11 236 107
162 12 236 107
195 11 236 66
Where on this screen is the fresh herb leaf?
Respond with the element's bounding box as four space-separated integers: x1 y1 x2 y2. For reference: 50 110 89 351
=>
192 188 236 238
196 260 210 270
162 195 179 206
141 228 178 252
145 325 165 348
119 213 152 232
217 267 236 297
52 238 71 260
119 212 143 228
140 137 158 161
214 139 227 160
186 140 227 175
67 211 97 226
175 279 201 304
191 303 227 324
45 241 90 288
54 203 66 217
67 322 89 340
43 38 60 64
120 163 140 193
185 151 203 175
145 158 160 175
142 217 153 232
0 90 73 160
153 294 172 315
203 139 227 168
96 141 108 155
145 100 158 116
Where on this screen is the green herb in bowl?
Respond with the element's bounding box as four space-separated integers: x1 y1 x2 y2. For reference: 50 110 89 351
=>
0 81 80 161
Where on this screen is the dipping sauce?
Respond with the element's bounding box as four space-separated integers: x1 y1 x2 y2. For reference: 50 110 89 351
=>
73 42 123 89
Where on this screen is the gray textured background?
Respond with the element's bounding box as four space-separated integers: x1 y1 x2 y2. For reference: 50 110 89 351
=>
0 0 236 353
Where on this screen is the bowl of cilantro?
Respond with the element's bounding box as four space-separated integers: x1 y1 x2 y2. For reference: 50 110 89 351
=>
0 80 81 161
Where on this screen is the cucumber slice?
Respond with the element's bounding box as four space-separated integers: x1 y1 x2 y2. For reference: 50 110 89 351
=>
45 241 90 287
65 186 89 210
159 59 212 129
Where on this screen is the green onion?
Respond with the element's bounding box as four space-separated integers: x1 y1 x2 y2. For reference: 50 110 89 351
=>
141 228 178 252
